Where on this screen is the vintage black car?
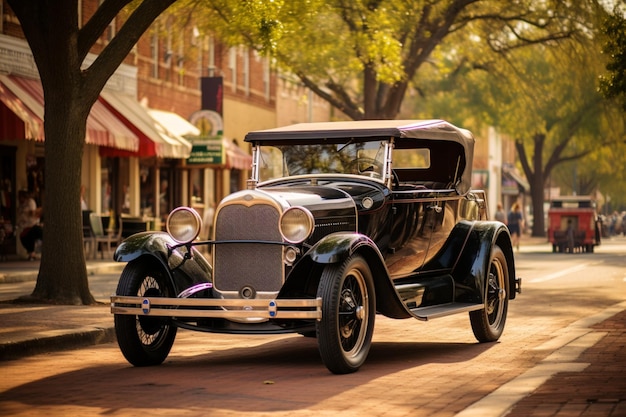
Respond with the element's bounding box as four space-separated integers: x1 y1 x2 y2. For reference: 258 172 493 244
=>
111 119 521 374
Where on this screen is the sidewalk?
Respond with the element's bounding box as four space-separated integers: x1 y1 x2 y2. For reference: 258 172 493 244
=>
0 258 122 361
0 238 624 416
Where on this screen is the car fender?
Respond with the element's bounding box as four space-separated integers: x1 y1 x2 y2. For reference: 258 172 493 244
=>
308 232 379 264
114 232 213 293
303 232 412 319
114 231 175 263
446 220 516 303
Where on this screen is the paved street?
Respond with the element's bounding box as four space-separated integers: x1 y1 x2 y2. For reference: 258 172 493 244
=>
0 236 624 416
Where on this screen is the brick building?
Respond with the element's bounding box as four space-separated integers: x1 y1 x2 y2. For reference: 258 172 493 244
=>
0 1 331 257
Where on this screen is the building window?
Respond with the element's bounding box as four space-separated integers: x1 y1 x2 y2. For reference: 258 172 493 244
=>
195 29 203 82
208 35 216 77
264 57 271 102
243 47 250 97
229 47 237 92
165 21 173 76
177 38 184 86
151 31 159 78
98 0 116 41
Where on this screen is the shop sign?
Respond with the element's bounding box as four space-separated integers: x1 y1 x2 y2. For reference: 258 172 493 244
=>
187 139 223 165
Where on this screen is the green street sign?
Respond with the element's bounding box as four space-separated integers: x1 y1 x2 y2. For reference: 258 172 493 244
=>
187 139 223 164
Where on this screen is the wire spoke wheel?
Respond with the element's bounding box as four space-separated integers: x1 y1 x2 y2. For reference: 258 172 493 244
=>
317 255 375 374
114 259 177 366
470 245 509 342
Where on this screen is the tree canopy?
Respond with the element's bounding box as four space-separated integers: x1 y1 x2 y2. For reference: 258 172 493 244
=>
168 0 624 227
402 1 626 229
184 0 585 120
599 4 626 111
178 0 620 231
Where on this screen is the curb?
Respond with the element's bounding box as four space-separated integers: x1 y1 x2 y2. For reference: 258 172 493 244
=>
0 261 123 361
0 271 39 284
0 262 123 284
0 326 116 361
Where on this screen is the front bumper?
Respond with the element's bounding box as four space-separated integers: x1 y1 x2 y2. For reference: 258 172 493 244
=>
110 296 322 320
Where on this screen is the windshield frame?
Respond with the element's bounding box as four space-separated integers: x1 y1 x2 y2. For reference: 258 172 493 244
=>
250 138 394 187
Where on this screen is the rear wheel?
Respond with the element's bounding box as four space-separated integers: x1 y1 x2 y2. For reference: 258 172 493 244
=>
114 258 177 366
316 255 376 374
470 246 509 342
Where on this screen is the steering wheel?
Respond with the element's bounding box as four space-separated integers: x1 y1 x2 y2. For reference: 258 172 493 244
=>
346 158 383 179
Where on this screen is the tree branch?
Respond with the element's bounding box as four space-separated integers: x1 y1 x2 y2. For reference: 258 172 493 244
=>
515 138 535 180
78 0 133 61
83 0 177 96
293 70 363 120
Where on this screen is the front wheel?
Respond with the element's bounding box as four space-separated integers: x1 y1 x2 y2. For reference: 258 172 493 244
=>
470 246 509 342
114 258 177 366
316 255 376 374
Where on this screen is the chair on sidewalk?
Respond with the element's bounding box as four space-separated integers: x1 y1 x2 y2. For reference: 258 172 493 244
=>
89 213 122 259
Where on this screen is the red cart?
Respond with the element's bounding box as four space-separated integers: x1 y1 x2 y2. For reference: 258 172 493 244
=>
548 196 601 253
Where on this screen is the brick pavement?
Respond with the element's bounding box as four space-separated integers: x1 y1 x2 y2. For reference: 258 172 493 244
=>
0 237 625 417
505 310 626 417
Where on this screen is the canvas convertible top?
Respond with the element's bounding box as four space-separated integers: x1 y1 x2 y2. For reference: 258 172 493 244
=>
245 119 476 195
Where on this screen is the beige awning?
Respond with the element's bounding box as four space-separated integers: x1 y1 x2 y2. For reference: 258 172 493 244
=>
100 91 192 159
147 109 200 138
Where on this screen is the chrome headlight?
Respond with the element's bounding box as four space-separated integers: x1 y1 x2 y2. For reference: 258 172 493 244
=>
166 207 202 243
279 206 314 244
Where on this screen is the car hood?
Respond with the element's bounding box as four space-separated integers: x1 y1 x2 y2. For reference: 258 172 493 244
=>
259 184 357 217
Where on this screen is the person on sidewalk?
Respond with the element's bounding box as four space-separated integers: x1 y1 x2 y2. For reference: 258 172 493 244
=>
507 202 524 251
495 203 506 224
17 190 43 261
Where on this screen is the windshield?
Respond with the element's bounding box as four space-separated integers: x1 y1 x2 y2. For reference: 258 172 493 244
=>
256 140 388 182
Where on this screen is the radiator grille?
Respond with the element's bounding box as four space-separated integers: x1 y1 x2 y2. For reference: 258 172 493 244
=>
214 203 284 293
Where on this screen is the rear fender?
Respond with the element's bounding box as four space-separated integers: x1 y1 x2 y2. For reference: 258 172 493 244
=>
448 221 516 303
114 232 212 294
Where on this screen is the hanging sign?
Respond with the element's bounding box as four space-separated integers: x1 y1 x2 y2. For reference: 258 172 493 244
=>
187 138 223 165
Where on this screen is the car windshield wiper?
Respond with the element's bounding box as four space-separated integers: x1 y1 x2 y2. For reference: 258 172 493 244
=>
337 138 355 153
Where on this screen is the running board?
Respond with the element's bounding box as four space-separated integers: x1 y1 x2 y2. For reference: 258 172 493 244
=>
410 302 483 321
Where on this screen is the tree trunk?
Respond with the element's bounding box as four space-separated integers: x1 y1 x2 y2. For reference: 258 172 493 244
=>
530 133 546 237
30 88 95 305
529 173 547 238
516 134 548 238
8 0 177 305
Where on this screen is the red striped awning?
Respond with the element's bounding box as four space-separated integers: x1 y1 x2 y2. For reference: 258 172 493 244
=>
0 75 44 141
0 75 138 151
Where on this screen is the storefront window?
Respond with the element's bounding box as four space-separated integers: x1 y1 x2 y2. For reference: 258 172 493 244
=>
101 179 111 212
0 146 16 223
101 157 130 215
230 169 240 194
159 176 169 220
140 163 154 217
190 168 203 206
27 154 45 207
